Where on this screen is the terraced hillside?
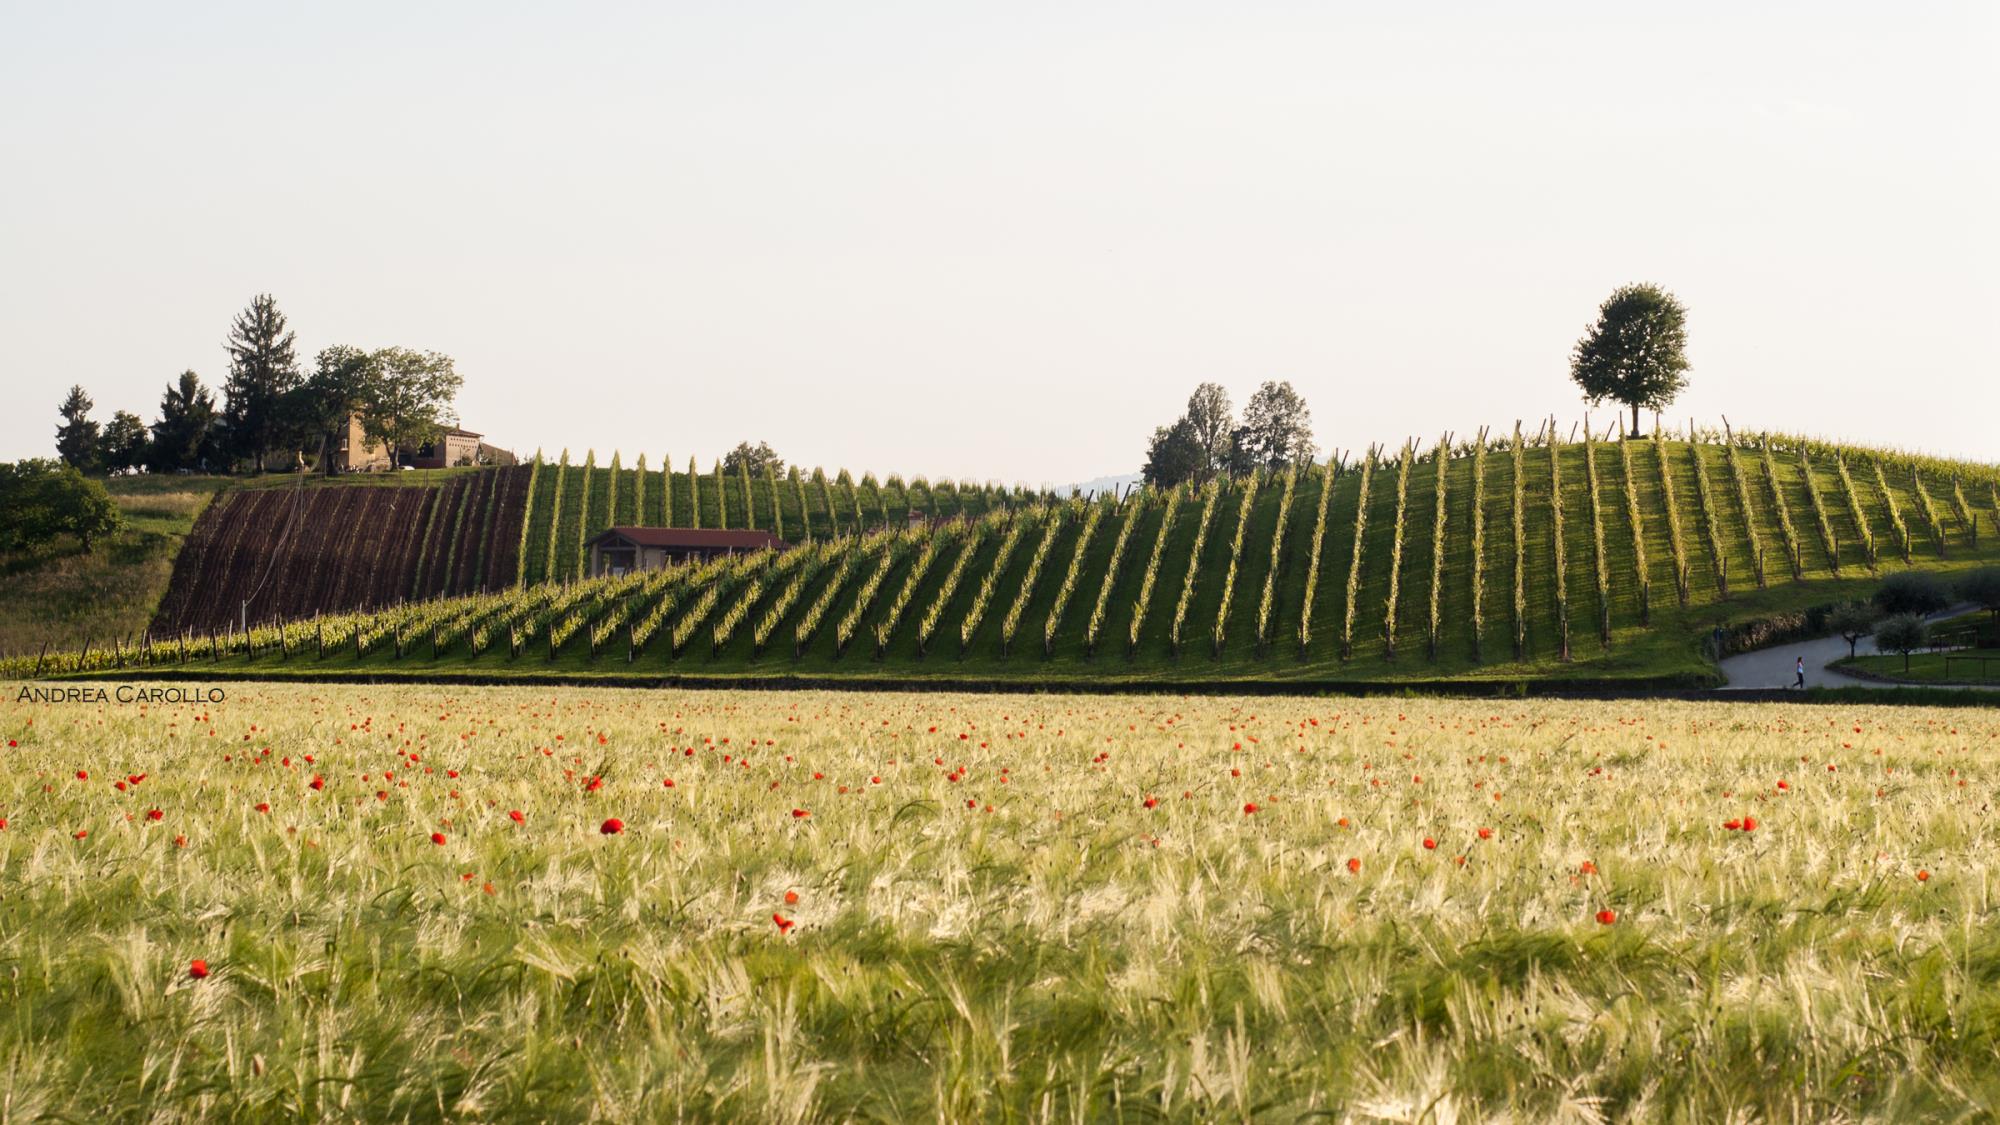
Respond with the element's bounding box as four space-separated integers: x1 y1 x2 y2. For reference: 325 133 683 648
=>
71 428 2000 686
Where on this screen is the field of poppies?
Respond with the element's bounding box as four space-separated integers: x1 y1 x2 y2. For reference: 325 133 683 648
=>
1 683 1995 1120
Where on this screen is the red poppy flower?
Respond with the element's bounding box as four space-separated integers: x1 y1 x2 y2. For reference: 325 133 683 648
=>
1346 857 1361 874
188 959 209 979
430 832 447 845
1917 869 1931 882
784 890 799 905
255 802 270 814
1596 909 1617 925
146 809 163 821
1578 861 1597 876
791 808 810 818
1243 802 1259 814
1723 819 1741 830
1422 837 1437 850
308 776 324 791
600 818 624 835
773 913 795 933
662 778 675 788
1741 816 1757 832
509 810 525 824
1477 827 1493 840
75 770 88 781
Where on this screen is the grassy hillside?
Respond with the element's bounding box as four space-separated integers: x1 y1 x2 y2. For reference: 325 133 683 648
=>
25 428 1999 686
0 477 232 658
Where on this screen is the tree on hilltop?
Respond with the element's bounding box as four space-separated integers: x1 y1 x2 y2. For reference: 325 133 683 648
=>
54 385 100 472
360 347 463 465
1570 284 1690 435
1235 380 1317 471
220 294 302 471
722 441 784 477
147 371 219 473
101 411 150 474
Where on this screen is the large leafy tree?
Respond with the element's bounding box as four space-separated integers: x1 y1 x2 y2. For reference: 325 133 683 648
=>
1569 284 1690 435
360 347 463 463
1235 380 1316 471
54 385 100 472
1183 383 1235 481
0 459 122 553
100 411 150 474
721 441 785 477
220 294 302 471
148 371 219 473
1141 417 1204 488
292 346 380 473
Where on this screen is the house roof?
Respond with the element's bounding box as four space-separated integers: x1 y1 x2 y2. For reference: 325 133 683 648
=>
586 526 790 551
440 427 481 438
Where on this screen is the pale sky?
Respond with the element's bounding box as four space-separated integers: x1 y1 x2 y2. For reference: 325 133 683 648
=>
3 1 1994 484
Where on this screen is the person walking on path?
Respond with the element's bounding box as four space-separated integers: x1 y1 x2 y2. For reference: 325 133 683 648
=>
1795 657 1807 689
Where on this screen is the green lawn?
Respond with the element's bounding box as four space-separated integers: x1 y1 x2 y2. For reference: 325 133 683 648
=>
1839 648 2000 685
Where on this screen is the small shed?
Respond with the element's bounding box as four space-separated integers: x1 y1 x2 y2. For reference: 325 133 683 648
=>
586 527 790 577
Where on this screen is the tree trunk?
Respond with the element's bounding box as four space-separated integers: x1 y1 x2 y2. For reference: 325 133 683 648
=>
1631 402 1641 437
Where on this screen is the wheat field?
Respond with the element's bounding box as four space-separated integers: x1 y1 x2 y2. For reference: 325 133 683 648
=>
0 682 1994 1120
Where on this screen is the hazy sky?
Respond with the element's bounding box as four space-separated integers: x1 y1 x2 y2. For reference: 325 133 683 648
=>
3 1 1994 484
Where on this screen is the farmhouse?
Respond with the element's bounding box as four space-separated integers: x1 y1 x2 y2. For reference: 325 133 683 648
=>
328 417 488 472
586 527 790 577
406 427 484 469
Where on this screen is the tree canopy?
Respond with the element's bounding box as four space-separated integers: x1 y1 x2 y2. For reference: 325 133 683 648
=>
1569 284 1690 435
55 385 99 472
0 459 122 553
147 371 219 473
220 294 301 470
722 441 785 477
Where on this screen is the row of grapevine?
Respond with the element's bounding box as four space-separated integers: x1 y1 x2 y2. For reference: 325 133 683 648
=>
999 507 1065 654
1341 451 1377 660
1686 431 1729 596
1581 427 1611 644
1168 481 1221 657
1469 430 1489 657
1210 473 1261 657
1655 435 1692 605
1086 492 1147 655
1422 442 1449 659
874 531 944 654
917 519 991 655
959 512 1033 653
1297 457 1337 655
1382 443 1414 660
1909 464 1947 558
1616 436 1651 624
1511 427 1527 659
1044 500 1107 655
1872 458 1913 563
1719 424 1767 586
1834 454 1877 568
1127 486 1186 656
793 545 863 656
752 544 831 654
1762 439 1803 579
514 454 542 586
1548 424 1570 660
1255 466 1298 652
834 532 909 655
1797 446 1840 573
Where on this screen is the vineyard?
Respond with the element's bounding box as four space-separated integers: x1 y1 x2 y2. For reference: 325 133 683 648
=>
65 427 2000 687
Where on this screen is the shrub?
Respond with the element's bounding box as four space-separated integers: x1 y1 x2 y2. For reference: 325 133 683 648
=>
1873 570 1948 617
1872 613 1930 674
1956 566 2000 625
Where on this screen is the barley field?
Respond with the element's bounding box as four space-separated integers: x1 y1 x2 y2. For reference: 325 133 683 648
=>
1 682 1995 1121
